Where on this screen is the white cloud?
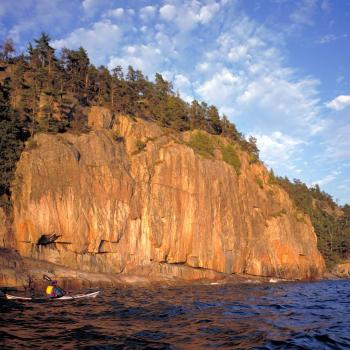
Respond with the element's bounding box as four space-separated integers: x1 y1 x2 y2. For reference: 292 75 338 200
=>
317 34 337 44
309 119 328 135
159 1 221 31
174 74 191 89
198 3 220 24
173 74 193 102
236 74 321 131
82 0 97 11
106 8 124 19
196 68 242 107
312 170 341 187
326 95 350 111
8 23 29 43
154 30 177 55
194 15 322 136
196 62 211 72
289 0 317 26
82 0 110 13
254 131 305 169
108 44 164 78
140 5 157 22
52 20 121 66
2 0 78 44
316 33 348 44
325 123 350 159
159 4 176 21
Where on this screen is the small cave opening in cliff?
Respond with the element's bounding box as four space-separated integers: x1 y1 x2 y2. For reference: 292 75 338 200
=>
37 233 60 246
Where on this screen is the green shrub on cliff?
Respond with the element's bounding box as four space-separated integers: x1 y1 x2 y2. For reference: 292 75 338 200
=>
134 139 146 154
255 176 264 189
268 169 278 185
221 143 241 174
25 139 38 150
188 131 215 158
270 208 287 218
249 153 259 164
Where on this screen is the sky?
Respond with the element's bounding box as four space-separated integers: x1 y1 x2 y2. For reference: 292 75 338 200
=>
0 0 349 204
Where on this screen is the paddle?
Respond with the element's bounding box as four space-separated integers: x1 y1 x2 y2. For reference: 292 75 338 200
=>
43 274 67 296
43 274 53 282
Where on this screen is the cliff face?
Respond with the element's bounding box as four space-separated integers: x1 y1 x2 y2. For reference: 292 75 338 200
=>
6 109 325 280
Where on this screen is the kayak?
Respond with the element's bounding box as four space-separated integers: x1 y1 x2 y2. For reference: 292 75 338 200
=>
5 291 100 300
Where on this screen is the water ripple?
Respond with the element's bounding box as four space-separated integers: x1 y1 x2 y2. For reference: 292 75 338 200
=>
1 279 350 349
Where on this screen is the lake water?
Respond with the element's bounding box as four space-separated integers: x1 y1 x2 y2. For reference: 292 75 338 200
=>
1 279 350 349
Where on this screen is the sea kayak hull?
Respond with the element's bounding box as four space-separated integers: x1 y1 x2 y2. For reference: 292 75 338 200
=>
5 291 100 300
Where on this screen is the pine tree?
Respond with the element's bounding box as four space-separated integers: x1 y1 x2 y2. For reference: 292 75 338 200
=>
96 66 111 106
10 56 27 109
111 66 125 113
189 100 206 130
30 33 57 91
221 115 241 141
207 105 222 135
61 47 90 96
0 82 27 208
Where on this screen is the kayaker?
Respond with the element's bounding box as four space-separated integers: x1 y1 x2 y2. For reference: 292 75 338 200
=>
45 280 66 298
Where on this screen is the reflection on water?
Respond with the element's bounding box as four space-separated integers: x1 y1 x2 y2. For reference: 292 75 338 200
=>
1 279 350 349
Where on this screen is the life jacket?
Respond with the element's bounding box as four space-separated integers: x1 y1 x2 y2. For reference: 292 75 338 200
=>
46 285 64 297
46 285 54 295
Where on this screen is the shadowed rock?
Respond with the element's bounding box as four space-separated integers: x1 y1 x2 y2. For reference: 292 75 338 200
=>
37 233 60 245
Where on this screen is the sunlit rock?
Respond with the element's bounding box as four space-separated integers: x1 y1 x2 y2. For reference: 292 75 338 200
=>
8 108 325 281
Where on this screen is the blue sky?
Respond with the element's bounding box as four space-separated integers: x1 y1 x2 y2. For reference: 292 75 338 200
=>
1 0 349 204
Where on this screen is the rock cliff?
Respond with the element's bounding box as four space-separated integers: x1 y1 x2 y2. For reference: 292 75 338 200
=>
4 109 325 281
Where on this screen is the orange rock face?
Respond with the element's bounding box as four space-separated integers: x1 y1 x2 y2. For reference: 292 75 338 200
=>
9 111 325 280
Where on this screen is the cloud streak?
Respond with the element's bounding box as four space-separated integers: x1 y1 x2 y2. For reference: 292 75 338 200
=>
312 170 341 187
326 95 350 111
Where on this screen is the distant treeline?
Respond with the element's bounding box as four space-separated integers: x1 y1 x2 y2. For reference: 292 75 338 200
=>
0 33 349 267
271 172 350 267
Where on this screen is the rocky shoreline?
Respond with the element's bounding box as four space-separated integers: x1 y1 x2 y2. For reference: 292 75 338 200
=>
1 248 344 298
0 248 245 293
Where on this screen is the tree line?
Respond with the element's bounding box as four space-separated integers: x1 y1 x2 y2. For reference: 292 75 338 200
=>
0 34 259 147
271 172 350 267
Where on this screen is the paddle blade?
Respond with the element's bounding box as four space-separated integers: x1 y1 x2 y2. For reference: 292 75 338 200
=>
43 275 52 282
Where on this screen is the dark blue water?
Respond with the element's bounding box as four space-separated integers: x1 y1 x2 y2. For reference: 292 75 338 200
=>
1 279 350 349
